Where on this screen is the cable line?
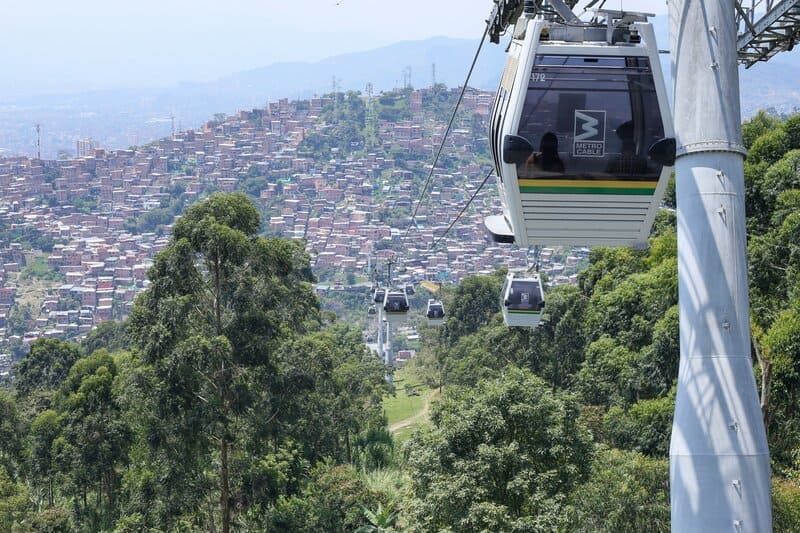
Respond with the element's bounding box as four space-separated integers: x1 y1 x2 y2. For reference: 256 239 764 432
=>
426 168 494 252
402 21 491 246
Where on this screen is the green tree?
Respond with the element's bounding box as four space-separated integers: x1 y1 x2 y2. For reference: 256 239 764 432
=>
128 192 319 532
0 391 24 476
6 303 34 337
763 305 800 468
266 462 380 532
81 320 129 356
440 273 503 345
742 110 781 149
575 336 642 407
565 447 669 532
749 128 790 167
56 350 130 528
268 325 386 466
0 466 31 530
773 479 800 532
27 409 61 508
404 368 593 531
604 392 675 457
14 339 82 401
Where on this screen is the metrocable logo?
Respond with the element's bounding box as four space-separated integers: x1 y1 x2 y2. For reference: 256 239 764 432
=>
573 110 606 157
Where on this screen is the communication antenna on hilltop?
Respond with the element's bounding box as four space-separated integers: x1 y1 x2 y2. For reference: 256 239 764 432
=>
35 124 41 160
365 83 378 148
170 114 175 139
332 76 339 114
403 66 412 89
432 63 437 87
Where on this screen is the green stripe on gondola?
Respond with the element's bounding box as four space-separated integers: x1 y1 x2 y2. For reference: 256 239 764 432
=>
507 309 542 314
518 179 657 195
519 185 656 195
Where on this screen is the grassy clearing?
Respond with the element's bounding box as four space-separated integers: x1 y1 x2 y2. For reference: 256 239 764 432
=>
382 367 430 426
382 366 437 445
392 425 417 445
10 254 63 318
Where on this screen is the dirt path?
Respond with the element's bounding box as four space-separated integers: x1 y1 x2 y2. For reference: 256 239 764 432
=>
389 389 439 433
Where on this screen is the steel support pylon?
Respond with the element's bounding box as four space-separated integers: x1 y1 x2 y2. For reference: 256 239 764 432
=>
669 0 772 530
385 321 394 385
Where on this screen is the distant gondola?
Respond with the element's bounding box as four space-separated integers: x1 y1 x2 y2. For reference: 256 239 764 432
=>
373 287 386 304
485 10 675 248
501 272 545 328
426 299 445 326
383 288 410 326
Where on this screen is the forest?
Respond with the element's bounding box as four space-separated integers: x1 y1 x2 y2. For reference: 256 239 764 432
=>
2 112 800 531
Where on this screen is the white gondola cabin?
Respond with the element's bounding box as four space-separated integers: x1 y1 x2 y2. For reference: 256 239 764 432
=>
426 299 445 326
368 304 377 316
485 12 675 248
373 288 386 304
501 272 545 328
383 288 410 325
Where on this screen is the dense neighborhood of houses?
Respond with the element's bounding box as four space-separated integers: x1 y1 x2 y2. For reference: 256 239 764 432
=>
0 86 587 376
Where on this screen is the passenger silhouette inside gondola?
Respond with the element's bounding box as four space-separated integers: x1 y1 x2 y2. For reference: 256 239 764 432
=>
607 120 648 175
522 132 565 176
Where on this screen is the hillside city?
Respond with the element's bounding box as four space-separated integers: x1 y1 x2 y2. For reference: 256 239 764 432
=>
4 4 800 530
0 85 589 380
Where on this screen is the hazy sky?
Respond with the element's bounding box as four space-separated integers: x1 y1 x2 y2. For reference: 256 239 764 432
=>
1 0 668 99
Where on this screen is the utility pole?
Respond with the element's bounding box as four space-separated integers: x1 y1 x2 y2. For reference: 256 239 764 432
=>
669 0 772 530
35 124 41 160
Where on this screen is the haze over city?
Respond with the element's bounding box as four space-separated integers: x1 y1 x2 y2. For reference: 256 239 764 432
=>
2 0 667 99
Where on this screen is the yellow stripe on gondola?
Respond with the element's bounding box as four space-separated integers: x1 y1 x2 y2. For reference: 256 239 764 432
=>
518 179 657 195
507 309 542 314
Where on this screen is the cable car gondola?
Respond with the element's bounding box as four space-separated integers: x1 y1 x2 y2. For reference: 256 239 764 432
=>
501 272 545 328
368 304 377 316
426 299 445 326
383 288 410 326
373 287 386 304
485 10 675 248
405 283 415 296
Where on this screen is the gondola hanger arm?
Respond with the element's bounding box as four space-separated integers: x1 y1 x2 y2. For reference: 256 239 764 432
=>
488 0 582 43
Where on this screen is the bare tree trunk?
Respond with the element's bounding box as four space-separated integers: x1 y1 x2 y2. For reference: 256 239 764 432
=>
106 469 115 510
345 428 351 463
752 337 772 434
221 439 230 533
213 255 231 533
215 257 222 335
207 489 218 533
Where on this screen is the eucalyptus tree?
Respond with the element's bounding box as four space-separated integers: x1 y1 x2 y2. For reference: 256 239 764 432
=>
0 391 23 477
55 349 129 528
14 339 82 405
128 192 319 532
